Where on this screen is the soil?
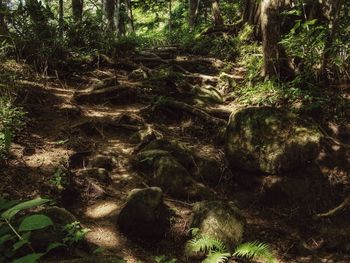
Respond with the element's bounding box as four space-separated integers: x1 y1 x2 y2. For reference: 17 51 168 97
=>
1 48 350 263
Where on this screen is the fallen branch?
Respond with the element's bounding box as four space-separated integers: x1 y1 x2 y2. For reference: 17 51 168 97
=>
314 196 350 219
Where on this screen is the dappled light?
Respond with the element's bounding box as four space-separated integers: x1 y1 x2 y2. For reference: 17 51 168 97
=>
0 0 349 263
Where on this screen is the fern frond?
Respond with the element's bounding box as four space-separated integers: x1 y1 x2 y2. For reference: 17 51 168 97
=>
202 252 231 263
185 235 227 255
233 241 277 263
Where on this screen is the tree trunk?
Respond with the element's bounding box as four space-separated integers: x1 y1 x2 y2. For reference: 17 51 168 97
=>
58 0 64 38
261 0 281 79
188 0 198 30
104 0 115 32
169 0 172 32
72 0 83 22
0 0 8 36
114 0 121 35
124 0 134 33
211 0 223 26
321 0 343 79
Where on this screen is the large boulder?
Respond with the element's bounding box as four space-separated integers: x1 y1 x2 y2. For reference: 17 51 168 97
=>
190 201 245 249
226 107 322 174
117 187 171 241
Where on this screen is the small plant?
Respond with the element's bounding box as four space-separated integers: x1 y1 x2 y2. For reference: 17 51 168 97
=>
185 229 230 263
0 197 60 263
233 241 277 263
50 167 69 190
63 221 90 246
185 228 277 263
155 255 177 263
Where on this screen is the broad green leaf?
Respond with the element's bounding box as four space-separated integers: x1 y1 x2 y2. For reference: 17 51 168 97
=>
11 253 45 263
46 242 65 252
13 239 29 251
1 199 51 221
0 233 14 246
18 215 53 232
0 199 20 211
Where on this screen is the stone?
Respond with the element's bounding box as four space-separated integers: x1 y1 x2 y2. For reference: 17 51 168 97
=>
191 201 245 250
226 107 322 174
75 168 111 184
153 156 193 198
141 139 194 169
30 207 77 252
89 155 114 171
117 187 170 241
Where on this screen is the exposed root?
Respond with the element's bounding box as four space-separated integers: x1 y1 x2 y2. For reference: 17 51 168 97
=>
314 196 350 219
155 98 227 126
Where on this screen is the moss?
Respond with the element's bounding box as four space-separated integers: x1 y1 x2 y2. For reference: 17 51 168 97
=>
226 107 322 174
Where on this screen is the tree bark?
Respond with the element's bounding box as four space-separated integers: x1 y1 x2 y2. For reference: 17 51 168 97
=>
114 0 121 35
211 0 223 26
124 0 134 33
189 0 200 30
321 0 343 80
72 0 83 22
169 0 172 32
58 0 64 38
0 0 8 36
260 0 281 79
103 0 116 32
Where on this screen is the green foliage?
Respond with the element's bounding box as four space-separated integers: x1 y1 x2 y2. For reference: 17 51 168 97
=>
0 197 88 263
0 96 25 160
50 167 69 190
0 198 54 262
155 255 177 263
185 228 230 263
63 221 90 246
233 241 277 263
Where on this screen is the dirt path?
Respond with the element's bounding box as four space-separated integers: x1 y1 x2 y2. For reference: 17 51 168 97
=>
2 49 350 262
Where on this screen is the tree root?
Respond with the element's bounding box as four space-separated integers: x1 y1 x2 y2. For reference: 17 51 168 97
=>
155 98 227 126
314 196 350 219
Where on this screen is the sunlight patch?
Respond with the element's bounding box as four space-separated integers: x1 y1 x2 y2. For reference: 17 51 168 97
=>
85 201 119 219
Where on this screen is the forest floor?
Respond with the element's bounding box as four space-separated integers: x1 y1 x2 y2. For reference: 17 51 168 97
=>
1 47 350 263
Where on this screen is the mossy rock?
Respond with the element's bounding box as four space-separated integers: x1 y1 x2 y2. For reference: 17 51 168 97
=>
193 85 223 105
141 139 194 169
153 156 193 198
226 107 322 174
117 187 170 241
30 207 77 252
191 201 245 250
131 149 171 172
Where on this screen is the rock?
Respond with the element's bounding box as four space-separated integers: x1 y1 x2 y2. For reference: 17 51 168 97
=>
226 107 322 174
132 149 171 172
89 155 114 171
75 168 111 184
30 207 77 252
117 187 170 241
128 68 148 81
193 156 222 185
191 201 245 249
141 139 194 169
153 156 193 197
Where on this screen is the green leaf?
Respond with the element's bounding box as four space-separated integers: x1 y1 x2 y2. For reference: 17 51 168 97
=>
11 253 45 263
18 215 53 232
0 233 14 245
0 199 19 211
13 239 29 251
203 252 231 263
46 242 65 253
1 198 51 221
